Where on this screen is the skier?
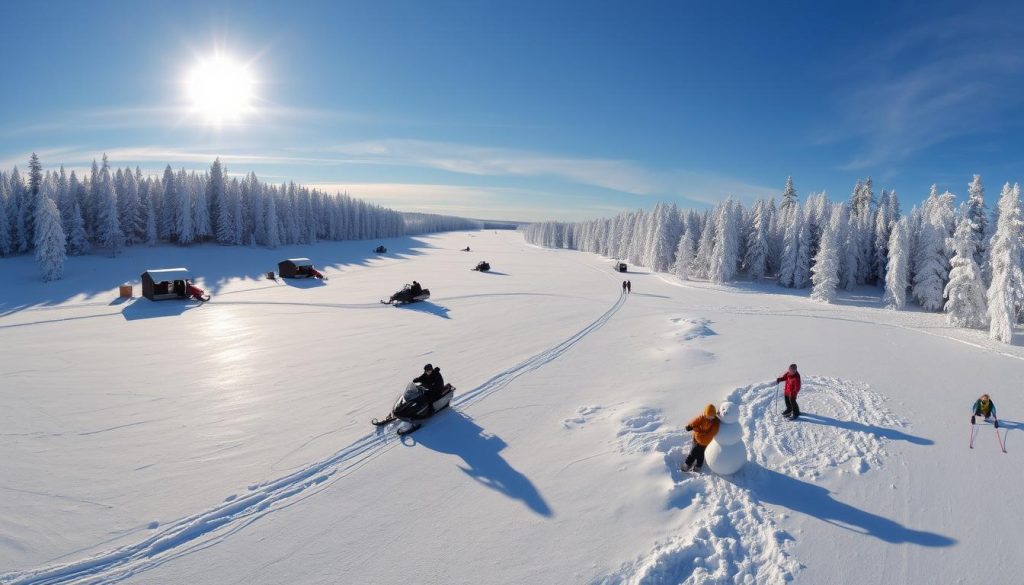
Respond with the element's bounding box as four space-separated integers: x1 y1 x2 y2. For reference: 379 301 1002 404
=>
682 404 720 472
971 394 999 428
776 363 802 419
413 363 445 401
626 280 632 293
622 280 627 293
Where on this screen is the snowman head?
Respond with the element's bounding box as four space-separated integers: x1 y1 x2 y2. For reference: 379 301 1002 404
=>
717 401 739 425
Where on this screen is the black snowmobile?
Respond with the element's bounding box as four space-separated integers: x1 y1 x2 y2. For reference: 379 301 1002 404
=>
372 382 456 435
374 245 387 253
472 261 491 272
381 283 431 304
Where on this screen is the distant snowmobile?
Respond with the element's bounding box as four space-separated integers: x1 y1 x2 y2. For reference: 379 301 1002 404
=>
374 245 387 253
381 283 431 304
472 261 491 272
372 382 455 435
186 283 211 302
461 246 471 252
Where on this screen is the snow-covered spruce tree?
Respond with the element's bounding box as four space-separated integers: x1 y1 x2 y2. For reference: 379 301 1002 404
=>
840 206 858 291
944 215 988 328
0 189 11 256
912 190 951 311
118 168 142 245
793 209 812 289
647 203 683 272
692 210 716 279
986 183 1024 343
66 202 89 255
777 203 801 287
884 217 910 309
873 190 893 287
672 227 696 280
95 159 124 256
709 200 740 284
34 196 66 281
264 187 280 248
780 176 797 219
743 200 769 280
811 204 842 303
191 173 212 241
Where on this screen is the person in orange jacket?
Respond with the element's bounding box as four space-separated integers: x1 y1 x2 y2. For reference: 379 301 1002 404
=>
682 403 720 472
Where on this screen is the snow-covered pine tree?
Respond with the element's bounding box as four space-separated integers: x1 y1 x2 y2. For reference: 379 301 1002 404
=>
709 200 740 284
66 202 89 255
884 217 910 309
176 170 194 245
811 204 842 303
944 215 988 328
673 227 696 280
265 187 280 248
192 174 212 241
0 183 11 256
34 196 66 281
692 209 716 279
793 208 812 288
986 183 1024 343
743 200 769 279
777 203 801 287
912 190 951 311
95 160 124 256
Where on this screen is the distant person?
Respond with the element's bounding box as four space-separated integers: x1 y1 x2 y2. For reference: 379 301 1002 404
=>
972 394 998 427
682 404 720 472
622 280 628 293
410 281 422 295
776 363 802 419
626 280 632 294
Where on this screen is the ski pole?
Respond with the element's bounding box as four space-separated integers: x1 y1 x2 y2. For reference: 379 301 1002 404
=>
995 423 1007 453
969 419 976 449
775 382 781 417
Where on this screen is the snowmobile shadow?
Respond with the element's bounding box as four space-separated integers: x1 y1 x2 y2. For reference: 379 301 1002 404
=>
733 464 955 547
120 299 204 320
396 301 451 319
480 271 509 276
409 411 553 517
796 413 934 446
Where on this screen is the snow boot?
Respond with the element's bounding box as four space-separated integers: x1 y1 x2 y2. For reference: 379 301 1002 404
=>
681 462 693 472
971 415 976 425
692 465 703 473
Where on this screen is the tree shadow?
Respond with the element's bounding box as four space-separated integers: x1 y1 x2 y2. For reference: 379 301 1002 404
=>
0 235 439 314
121 298 204 321
796 413 934 446
731 463 955 547
395 301 451 319
409 410 553 517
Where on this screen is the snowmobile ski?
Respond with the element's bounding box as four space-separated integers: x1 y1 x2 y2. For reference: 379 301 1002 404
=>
372 415 396 426
397 422 422 436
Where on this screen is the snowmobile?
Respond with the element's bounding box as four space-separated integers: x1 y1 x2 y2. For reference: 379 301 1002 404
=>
381 284 431 304
372 382 456 435
461 246 471 252
374 245 387 253
186 283 211 302
472 261 491 272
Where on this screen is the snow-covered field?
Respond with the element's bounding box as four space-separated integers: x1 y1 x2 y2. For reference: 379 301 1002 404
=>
1 230 1021 585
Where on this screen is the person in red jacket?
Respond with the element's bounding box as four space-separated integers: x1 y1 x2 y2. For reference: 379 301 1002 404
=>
776 363 801 419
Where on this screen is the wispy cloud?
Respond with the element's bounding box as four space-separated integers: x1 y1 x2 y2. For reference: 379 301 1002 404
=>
822 9 1024 171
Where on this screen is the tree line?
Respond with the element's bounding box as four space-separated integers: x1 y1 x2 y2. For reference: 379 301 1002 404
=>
1 153 480 281
521 176 1024 343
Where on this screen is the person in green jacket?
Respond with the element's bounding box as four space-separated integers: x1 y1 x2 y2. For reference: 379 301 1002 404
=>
971 394 998 428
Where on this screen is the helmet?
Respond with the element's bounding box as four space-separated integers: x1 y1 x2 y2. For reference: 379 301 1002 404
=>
423 363 433 371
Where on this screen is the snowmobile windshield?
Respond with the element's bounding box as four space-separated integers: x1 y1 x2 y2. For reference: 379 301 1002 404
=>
403 382 427 402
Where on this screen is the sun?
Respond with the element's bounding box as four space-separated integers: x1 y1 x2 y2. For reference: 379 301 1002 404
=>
185 53 255 125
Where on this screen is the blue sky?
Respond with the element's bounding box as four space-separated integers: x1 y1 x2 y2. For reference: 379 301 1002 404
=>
1 0 1022 221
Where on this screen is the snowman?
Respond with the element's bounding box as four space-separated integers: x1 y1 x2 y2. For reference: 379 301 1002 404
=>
705 400 746 474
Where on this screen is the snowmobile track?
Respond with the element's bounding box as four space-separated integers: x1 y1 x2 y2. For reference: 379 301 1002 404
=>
2 291 626 585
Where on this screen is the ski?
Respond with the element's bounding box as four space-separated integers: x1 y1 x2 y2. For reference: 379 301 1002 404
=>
995 424 1007 453
371 415 395 426
397 422 421 436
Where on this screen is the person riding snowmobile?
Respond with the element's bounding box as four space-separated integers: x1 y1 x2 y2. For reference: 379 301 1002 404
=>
410 281 423 296
971 394 998 427
413 363 445 401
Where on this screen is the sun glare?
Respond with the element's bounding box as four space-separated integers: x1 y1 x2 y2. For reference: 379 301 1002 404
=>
186 53 255 125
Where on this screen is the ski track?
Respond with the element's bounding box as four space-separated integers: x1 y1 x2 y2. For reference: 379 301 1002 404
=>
598 377 909 585
0 291 626 585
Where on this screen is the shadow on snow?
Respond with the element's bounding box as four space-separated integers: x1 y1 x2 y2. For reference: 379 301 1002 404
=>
795 413 935 446
408 410 553 517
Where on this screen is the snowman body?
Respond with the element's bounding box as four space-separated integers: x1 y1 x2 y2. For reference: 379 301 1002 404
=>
705 400 746 474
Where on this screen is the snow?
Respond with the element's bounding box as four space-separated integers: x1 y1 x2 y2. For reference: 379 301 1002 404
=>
2 230 1023 585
